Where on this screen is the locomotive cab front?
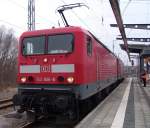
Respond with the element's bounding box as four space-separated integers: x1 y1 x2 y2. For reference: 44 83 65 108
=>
18 33 76 85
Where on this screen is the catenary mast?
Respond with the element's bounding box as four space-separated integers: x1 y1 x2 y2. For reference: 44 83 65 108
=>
28 0 35 31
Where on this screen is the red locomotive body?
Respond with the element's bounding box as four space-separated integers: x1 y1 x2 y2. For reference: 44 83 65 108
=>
13 26 124 120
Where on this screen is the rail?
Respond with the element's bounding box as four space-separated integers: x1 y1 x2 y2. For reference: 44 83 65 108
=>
19 121 34 128
0 98 13 110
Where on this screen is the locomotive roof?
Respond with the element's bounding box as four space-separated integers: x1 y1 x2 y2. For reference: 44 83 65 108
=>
20 26 87 37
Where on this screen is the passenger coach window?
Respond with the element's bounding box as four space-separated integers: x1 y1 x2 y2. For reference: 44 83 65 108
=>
22 36 45 55
87 36 92 56
48 34 73 54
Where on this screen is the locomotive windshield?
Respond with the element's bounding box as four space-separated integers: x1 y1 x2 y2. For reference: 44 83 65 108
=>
48 34 73 54
22 34 73 55
22 36 45 55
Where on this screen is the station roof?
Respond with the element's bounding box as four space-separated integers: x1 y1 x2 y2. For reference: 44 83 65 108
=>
140 50 150 57
109 0 130 60
120 44 150 54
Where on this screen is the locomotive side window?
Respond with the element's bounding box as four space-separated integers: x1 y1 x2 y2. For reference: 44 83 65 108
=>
22 36 45 55
87 36 92 56
48 34 73 54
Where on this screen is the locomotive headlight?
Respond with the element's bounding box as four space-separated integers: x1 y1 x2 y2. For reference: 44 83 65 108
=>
20 76 27 83
67 77 74 84
43 58 48 63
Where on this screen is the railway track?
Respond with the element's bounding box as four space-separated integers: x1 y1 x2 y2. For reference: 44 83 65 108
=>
18 116 46 128
18 115 74 128
19 121 34 128
19 122 72 128
0 98 13 110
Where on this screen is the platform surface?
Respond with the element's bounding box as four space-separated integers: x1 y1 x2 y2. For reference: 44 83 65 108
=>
76 77 150 128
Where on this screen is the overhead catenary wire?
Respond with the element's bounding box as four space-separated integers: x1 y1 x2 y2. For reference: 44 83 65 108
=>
0 0 26 31
0 19 26 30
82 0 118 50
83 0 104 25
6 0 56 27
122 0 132 16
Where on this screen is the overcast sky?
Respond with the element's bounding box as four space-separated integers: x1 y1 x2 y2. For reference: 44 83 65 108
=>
0 0 150 65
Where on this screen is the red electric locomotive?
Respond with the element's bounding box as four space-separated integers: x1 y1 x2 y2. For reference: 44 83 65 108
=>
13 26 124 121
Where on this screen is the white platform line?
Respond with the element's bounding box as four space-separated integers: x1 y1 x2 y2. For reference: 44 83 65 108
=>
110 78 132 128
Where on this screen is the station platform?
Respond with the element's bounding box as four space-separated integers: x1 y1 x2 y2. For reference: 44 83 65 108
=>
76 77 150 128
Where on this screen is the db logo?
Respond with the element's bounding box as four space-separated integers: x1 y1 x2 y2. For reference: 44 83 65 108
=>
40 65 51 72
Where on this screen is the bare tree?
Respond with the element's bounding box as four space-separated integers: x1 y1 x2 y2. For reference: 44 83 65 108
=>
0 26 18 89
